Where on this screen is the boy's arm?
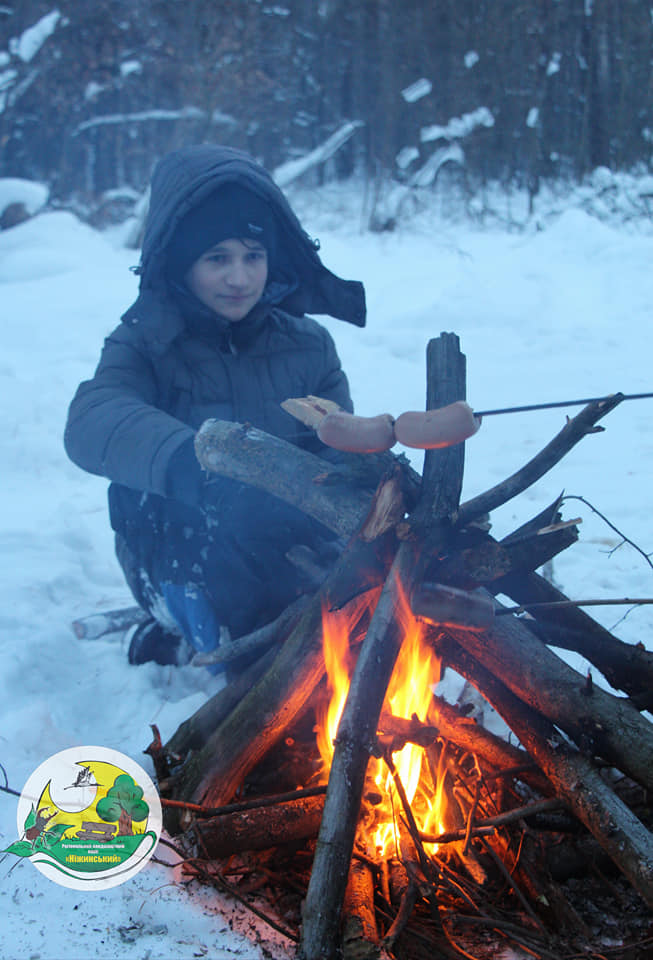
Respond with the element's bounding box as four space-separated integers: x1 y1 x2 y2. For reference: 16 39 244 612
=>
64 326 193 496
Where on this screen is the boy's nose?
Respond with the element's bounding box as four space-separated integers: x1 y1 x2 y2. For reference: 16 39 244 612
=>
227 259 248 286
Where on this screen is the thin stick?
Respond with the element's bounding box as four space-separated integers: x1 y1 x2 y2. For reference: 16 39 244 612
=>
480 838 546 932
475 390 653 417
458 394 624 526
499 597 653 615
160 784 326 817
562 493 653 573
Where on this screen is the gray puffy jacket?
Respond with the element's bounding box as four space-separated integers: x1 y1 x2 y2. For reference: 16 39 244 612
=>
64 145 366 529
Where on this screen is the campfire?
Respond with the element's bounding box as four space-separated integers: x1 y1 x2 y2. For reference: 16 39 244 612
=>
146 334 653 960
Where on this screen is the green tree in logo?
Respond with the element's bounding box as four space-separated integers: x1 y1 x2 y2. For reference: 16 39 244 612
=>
96 774 149 836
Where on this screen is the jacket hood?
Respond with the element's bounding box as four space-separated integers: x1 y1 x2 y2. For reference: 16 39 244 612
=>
122 144 366 343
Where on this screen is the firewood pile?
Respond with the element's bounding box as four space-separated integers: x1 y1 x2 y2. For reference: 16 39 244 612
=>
147 334 653 960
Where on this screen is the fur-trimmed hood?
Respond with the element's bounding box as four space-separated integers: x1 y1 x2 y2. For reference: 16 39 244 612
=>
122 144 366 343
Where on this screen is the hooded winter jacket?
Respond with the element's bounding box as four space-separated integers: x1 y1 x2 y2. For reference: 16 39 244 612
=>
64 145 366 548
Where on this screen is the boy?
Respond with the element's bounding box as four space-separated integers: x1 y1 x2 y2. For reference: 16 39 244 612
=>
64 144 365 668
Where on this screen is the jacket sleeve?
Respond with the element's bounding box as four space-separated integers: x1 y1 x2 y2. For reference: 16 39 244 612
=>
63 325 194 496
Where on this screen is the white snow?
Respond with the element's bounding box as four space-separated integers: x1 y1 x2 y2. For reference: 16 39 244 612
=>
526 107 539 128
401 78 432 103
9 8 61 63
119 60 142 78
547 52 562 77
396 146 420 170
0 177 49 216
1 182 653 958
421 106 495 143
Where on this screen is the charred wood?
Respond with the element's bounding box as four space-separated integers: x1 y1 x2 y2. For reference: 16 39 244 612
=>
436 636 653 909
427 592 653 794
192 794 325 858
300 332 467 960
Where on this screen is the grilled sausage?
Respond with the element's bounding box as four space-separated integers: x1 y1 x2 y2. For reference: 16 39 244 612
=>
317 411 396 453
394 402 480 449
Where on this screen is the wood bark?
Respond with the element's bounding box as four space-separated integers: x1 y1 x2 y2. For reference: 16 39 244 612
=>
194 419 419 539
497 570 653 709
436 637 653 909
164 645 277 760
432 592 653 793
456 394 623 526
300 332 467 960
342 834 382 960
193 794 325 857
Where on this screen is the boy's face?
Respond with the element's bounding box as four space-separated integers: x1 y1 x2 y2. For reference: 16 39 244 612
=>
185 237 268 321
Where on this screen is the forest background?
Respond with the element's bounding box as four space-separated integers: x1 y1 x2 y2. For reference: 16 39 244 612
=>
2 0 653 230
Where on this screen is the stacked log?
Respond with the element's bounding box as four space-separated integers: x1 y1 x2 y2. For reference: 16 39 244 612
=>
149 334 652 960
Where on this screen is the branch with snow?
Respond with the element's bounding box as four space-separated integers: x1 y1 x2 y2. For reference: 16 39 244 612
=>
421 106 494 144
272 122 364 188
9 9 61 63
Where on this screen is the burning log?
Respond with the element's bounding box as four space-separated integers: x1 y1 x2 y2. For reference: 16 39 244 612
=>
171 532 398 813
152 333 652 958
300 332 467 960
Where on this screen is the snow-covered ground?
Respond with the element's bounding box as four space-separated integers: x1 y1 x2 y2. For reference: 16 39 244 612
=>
1 183 652 959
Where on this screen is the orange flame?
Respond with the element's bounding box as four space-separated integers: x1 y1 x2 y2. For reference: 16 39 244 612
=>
317 580 445 858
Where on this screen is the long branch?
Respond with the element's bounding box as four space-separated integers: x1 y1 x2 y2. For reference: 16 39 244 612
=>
457 394 624 526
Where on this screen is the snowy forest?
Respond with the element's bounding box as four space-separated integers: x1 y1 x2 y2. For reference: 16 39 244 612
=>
4 2 653 959
3 0 653 222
